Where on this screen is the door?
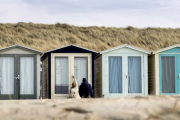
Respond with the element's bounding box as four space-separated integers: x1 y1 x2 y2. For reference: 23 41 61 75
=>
108 55 124 96
0 55 36 100
126 55 143 95
18 55 36 99
107 54 144 97
0 55 16 99
52 56 70 98
55 57 69 95
159 54 179 95
74 57 88 86
72 54 91 86
51 53 91 98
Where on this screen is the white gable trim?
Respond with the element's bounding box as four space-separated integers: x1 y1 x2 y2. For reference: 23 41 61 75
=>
46 44 97 53
153 44 180 54
100 44 150 54
0 44 43 54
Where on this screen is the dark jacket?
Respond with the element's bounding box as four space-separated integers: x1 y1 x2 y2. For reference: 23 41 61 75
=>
79 78 93 98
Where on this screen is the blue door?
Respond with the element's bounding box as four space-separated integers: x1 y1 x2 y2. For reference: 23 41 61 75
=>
159 54 180 95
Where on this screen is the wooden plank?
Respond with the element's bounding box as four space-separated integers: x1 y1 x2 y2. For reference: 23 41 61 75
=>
42 56 48 99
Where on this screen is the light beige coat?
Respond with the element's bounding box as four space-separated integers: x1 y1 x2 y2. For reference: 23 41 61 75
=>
70 79 81 99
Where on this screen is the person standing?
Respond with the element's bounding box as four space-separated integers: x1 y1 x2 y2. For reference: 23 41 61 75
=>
79 78 94 98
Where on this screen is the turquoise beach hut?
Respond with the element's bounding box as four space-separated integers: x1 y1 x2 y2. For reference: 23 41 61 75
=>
148 44 180 95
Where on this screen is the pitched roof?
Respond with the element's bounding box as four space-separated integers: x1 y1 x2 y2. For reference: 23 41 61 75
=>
153 44 180 54
0 44 43 54
45 44 97 54
41 44 98 60
100 44 150 54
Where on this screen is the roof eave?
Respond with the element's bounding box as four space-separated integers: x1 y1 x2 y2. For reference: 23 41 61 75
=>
0 44 43 55
45 44 98 54
152 44 180 54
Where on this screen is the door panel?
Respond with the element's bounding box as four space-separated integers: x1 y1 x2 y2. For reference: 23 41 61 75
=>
109 56 123 94
74 57 88 86
20 57 34 95
128 56 142 93
19 55 36 99
55 57 69 94
160 55 176 94
0 57 15 99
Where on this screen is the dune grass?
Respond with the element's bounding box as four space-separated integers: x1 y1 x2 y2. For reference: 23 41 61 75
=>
0 22 180 52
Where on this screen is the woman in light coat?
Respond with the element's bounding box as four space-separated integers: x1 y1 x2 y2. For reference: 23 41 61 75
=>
70 76 81 99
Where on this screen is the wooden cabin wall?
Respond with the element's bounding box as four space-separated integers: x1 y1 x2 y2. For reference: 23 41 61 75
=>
148 55 156 95
42 56 49 99
94 55 102 98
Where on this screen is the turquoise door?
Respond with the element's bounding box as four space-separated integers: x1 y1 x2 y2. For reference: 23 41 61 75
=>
159 54 180 95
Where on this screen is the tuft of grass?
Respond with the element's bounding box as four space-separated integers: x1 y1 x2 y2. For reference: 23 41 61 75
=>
0 22 180 52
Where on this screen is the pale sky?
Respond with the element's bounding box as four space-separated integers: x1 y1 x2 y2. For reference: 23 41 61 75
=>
0 0 180 27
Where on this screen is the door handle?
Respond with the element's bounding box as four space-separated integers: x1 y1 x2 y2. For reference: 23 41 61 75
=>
178 74 180 79
126 75 129 78
14 75 20 80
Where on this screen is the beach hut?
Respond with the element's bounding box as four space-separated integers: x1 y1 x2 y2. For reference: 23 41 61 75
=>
95 44 150 98
0 44 42 100
149 44 180 95
41 45 97 99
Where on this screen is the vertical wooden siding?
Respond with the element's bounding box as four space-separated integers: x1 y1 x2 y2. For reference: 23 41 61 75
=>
148 55 156 95
42 56 49 99
94 55 102 98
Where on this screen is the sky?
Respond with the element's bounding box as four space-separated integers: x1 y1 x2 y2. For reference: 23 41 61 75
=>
0 0 180 28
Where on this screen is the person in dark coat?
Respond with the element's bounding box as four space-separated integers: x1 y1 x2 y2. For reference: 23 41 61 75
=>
79 78 94 98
